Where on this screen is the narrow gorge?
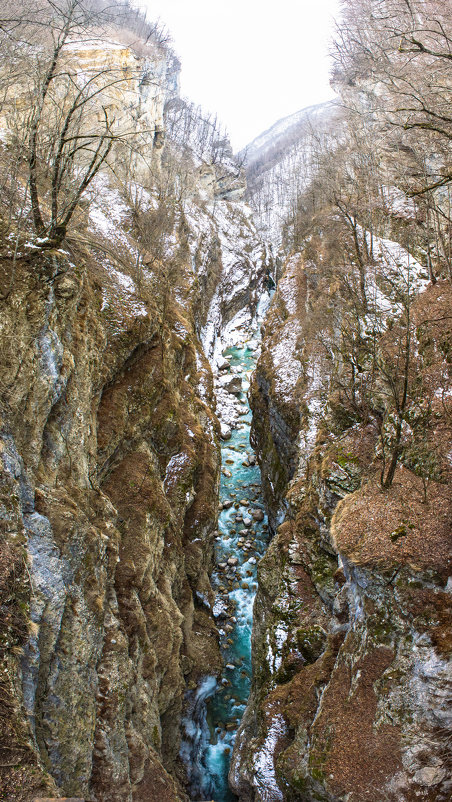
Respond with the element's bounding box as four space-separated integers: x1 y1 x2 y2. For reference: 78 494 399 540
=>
0 2 451 802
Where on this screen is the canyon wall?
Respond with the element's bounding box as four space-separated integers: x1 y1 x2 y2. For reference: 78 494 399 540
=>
230 251 452 802
0 12 267 800
0 183 266 802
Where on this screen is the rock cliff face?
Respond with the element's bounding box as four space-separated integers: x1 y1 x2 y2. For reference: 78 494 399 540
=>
230 253 452 802
0 181 266 801
0 17 267 799
0 240 211 802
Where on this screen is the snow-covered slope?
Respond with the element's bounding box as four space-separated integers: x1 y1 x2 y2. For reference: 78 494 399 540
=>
242 100 340 247
242 100 337 166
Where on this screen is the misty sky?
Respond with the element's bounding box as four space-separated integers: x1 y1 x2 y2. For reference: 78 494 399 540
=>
141 0 342 151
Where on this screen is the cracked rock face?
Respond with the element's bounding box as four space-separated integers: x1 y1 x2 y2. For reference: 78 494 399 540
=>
0 166 266 800
230 257 452 802
0 247 221 802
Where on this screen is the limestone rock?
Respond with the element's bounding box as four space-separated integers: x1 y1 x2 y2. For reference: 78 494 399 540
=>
218 374 243 394
251 508 264 521
217 357 230 371
220 423 232 440
230 258 452 802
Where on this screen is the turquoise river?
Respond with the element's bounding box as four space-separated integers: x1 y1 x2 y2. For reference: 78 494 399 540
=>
181 327 269 801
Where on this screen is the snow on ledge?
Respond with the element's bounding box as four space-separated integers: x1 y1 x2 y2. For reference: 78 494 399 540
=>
253 714 287 801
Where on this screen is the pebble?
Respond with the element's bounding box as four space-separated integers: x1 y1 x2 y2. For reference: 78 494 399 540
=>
227 557 239 566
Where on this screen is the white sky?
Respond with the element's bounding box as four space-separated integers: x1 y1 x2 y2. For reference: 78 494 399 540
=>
141 0 341 151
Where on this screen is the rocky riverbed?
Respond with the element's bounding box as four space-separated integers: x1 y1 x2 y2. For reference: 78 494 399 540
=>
180 312 271 801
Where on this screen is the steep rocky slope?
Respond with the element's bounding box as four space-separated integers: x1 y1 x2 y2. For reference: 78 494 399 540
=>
0 8 268 800
230 251 452 802
0 181 266 802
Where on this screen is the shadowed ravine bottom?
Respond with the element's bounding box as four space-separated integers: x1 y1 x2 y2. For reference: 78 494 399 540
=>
180 334 269 801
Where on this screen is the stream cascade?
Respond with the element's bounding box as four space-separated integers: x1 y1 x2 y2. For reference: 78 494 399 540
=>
180 302 271 802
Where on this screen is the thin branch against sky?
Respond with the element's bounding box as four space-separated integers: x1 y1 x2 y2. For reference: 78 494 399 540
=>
140 0 342 151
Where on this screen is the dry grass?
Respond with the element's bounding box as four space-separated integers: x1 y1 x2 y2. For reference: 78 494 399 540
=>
331 466 451 574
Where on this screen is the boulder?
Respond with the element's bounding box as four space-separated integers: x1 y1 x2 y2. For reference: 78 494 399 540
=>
218 374 242 394
217 356 230 371
220 423 232 440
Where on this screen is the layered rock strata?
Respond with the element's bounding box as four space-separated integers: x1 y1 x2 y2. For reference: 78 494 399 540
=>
0 164 266 801
230 255 452 802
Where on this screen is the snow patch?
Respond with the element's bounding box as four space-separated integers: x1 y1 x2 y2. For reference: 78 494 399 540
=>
253 714 287 801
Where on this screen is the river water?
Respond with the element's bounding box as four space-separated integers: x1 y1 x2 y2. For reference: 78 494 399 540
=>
181 329 269 801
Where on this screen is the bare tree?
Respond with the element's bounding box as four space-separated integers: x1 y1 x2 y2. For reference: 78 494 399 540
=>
332 0 452 278
0 0 165 248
